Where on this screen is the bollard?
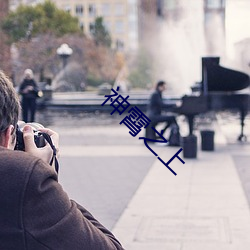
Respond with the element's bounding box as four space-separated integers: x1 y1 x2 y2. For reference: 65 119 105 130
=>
181 135 197 158
200 130 215 151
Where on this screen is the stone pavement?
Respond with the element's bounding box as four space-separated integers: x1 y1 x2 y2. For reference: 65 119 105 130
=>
111 117 250 249
47 119 157 230
39 110 250 250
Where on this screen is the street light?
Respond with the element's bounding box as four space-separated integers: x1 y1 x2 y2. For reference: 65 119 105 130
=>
56 43 73 68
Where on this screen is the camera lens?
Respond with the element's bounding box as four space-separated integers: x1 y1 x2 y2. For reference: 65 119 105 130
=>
14 121 46 151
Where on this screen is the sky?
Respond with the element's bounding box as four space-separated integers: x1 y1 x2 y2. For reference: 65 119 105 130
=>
226 0 250 58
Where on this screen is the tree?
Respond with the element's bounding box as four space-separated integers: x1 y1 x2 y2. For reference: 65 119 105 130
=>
0 0 12 75
128 49 153 88
91 17 112 47
1 0 80 43
13 33 121 90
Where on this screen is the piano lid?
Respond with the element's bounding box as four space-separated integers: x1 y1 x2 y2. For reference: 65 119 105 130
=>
201 57 250 92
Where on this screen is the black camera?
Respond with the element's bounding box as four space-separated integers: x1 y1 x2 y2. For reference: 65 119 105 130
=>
14 122 46 151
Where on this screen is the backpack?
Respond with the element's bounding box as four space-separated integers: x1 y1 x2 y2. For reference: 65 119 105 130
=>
168 124 181 146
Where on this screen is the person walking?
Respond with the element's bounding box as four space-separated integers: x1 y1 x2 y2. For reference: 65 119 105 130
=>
19 69 39 122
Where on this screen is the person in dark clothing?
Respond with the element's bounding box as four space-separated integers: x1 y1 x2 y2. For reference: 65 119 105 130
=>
0 70 124 249
147 80 178 135
19 69 39 123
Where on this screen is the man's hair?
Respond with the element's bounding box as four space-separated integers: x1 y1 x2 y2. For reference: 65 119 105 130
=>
0 71 20 143
156 80 166 90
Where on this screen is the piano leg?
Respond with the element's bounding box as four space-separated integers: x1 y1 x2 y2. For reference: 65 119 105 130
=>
238 109 247 142
185 110 247 140
187 115 195 135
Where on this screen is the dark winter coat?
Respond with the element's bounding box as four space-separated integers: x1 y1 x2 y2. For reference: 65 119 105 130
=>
0 147 124 250
147 89 164 116
19 79 38 99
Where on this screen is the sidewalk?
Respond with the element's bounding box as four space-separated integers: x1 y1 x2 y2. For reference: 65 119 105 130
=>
48 110 250 249
112 120 250 249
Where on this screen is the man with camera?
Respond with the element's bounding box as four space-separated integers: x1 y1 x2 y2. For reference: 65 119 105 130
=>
0 71 124 249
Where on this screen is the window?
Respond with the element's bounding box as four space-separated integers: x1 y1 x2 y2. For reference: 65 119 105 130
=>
116 39 124 50
114 3 125 16
115 20 124 33
103 20 112 32
76 5 84 16
102 3 111 16
89 4 96 17
89 22 95 33
64 5 71 13
80 22 84 32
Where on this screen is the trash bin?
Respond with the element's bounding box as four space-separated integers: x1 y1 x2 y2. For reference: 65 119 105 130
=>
200 130 214 151
181 135 197 158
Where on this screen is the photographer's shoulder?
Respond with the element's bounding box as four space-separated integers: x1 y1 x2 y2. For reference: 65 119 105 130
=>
0 146 51 175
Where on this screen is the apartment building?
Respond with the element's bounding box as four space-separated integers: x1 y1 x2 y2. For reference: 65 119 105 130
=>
9 0 138 51
51 0 138 51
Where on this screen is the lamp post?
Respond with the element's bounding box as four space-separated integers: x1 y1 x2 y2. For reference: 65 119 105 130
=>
56 43 73 68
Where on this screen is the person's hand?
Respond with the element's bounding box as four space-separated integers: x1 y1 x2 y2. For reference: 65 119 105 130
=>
22 125 59 165
23 86 34 93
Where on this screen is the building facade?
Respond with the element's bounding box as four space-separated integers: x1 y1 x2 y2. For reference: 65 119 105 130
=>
51 0 138 51
10 0 138 51
138 0 227 55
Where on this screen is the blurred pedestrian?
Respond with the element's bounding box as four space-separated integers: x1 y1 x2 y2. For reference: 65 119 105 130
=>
19 69 39 122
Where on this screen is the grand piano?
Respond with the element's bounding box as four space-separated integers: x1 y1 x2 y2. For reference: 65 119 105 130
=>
175 57 250 141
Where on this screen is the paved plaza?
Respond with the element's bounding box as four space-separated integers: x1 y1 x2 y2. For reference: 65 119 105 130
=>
37 110 250 249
